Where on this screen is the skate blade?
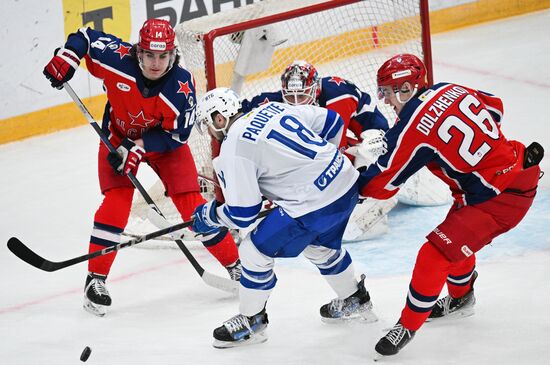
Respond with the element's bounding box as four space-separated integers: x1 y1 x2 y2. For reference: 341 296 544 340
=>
83 299 108 317
212 332 268 349
321 310 379 324
321 302 378 324
426 307 475 323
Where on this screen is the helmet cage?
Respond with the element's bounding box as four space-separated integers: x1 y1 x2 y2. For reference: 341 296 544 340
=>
281 61 320 105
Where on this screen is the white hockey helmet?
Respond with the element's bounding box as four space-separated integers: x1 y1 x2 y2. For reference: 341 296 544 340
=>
195 87 241 135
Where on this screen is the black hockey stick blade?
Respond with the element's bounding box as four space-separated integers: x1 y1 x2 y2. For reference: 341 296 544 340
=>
7 237 60 272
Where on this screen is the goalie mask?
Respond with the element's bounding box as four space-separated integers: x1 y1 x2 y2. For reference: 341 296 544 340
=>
195 87 241 137
136 19 177 77
376 54 427 104
281 60 320 105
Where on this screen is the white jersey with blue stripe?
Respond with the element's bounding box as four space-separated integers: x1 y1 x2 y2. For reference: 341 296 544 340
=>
213 102 358 229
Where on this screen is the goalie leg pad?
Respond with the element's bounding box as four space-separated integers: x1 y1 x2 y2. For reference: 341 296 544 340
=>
343 197 397 241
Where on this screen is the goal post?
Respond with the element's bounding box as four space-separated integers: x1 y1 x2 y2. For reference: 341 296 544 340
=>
127 0 433 239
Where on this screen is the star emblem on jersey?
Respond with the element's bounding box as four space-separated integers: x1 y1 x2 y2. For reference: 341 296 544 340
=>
114 44 131 59
177 81 192 96
329 76 346 86
128 110 156 128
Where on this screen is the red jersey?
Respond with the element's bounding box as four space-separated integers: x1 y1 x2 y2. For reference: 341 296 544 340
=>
65 27 196 152
359 82 525 206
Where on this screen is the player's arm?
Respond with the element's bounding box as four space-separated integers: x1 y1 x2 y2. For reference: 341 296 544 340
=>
358 120 434 200
241 91 283 113
193 156 263 233
43 27 119 88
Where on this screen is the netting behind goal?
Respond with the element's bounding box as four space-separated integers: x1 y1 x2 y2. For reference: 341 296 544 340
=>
127 0 432 242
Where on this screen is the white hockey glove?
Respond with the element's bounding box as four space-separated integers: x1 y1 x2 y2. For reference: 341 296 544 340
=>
346 129 388 169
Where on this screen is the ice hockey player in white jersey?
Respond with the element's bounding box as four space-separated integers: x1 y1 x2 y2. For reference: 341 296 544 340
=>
191 87 377 348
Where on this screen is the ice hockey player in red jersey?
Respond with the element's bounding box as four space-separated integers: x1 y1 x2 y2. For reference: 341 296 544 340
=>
43 19 240 317
358 54 543 358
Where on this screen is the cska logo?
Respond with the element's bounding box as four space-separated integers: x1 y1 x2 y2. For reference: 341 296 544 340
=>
128 110 156 128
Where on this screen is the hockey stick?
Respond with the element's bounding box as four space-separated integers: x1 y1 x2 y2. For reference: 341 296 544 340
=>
63 82 233 293
7 209 273 274
7 219 195 273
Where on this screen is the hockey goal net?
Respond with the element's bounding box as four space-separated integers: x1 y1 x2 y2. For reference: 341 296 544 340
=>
127 0 432 241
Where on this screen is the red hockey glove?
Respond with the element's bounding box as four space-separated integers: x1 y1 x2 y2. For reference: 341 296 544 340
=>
107 139 145 176
43 47 80 89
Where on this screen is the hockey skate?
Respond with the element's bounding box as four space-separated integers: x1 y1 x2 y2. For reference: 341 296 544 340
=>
374 321 416 359
225 259 242 281
320 274 377 323
212 310 269 348
83 273 111 317
428 271 478 321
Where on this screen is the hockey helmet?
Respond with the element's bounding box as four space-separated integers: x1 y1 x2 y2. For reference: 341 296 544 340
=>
376 54 427 100
195 87 241 136
281 60 320 105
138 19 176 52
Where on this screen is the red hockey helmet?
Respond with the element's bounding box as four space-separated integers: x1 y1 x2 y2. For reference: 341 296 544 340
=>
139 19 176 52
281 60 320 105
376 54 427 98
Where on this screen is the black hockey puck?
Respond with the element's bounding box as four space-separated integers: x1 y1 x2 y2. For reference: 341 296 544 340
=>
80 346 92 362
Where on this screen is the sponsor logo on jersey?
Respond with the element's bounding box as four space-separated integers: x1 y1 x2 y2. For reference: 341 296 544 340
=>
117 82 130 92
314 151 344 191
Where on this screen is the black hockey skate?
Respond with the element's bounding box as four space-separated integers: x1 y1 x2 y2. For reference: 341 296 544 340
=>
429 271 477 320
226 259 242 281
374 321 416 358
83 273 111 317
213 309 269 348
320 274 377 323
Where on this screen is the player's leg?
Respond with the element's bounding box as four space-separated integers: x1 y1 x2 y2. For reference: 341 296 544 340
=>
375 241 450 356
211 231 279 348
429 256 477 320
147 146 240 276
377 165 540 357
85 143 136 316
212 208 316 348
302 184 376 321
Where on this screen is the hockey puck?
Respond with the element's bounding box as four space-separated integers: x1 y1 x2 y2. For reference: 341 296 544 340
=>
80 346 92 362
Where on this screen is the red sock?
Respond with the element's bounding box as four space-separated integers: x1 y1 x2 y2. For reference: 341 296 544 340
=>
447 255 476 298
400 242 451 331
88 188 133 276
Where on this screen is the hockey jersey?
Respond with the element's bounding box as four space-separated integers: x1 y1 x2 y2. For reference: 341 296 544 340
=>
241 76 388 148
64 27 196 152
359 82 526 206
212 102 359 229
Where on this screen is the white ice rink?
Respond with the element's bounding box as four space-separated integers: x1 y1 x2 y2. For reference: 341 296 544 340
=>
1 10 550 364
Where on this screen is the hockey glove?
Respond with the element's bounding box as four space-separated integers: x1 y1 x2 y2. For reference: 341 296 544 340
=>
346 129 388 170
107 138 145 176
192 200 223 235
43 47 80 89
